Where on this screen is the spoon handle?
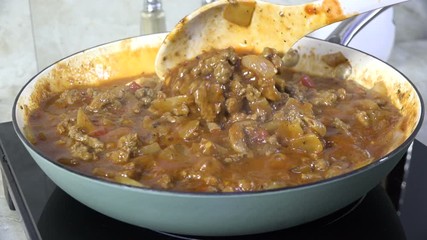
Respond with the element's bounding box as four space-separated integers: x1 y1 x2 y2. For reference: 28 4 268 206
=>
326 7 389 46
336 0 407 15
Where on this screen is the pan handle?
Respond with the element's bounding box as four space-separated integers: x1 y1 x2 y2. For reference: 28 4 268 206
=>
325 7 389 46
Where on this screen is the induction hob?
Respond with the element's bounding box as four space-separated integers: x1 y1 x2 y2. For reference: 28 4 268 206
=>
1 122 426 240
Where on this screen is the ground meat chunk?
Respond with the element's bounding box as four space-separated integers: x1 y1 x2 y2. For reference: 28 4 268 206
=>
310 90 338 106
107 133 141 164
225 97 242 114
214 61 234 84
156 174 172 189
57 118 104 161
87 85 126 112
262 47 283 69
172 103 190 116
58 89 91 105
107 149 130 164
194 84 223 122
336 88 346 99
245 85 262 102
285 84 305 101
332 118 351 136
68 126 104 150
118 133 140 155
229 79 246 97
119 162 142 180
191 48 238 84
309 88 346 106
70 142 98 161
57 117 75 135
135 87 155 106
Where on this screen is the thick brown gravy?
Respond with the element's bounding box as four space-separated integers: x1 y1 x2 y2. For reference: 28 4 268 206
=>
26 47 402 192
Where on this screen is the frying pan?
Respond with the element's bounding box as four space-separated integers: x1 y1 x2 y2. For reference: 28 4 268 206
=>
12 13 423 237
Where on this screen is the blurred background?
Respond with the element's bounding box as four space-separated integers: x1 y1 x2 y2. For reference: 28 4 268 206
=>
1 0 426 239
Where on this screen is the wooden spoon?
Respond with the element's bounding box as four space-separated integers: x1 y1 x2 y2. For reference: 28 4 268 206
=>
155 0 407 79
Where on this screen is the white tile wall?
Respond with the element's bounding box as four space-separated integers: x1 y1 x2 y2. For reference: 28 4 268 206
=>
0 0 37 123
30 0 204 70
1 0 426 239
30 0 140 70
0 0 36 238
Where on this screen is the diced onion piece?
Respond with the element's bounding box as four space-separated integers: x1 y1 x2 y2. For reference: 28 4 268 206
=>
223 1 256 27
140 142 162 155
262 86 281 101
57 158 79 166
229 122 249 154
241 55 277 78
207 122 221 132
354 99 380 110
303 116 327 137
290 133 323 154
321 52 348 67
282 49 300 67
76 107 96 133
261 120 282 133
194 84 222 122
248 97 272 117
278 121 304 139
149 95 193 114
334 62 352 80
259 78 281 101
24 127 36 144
178 120 200 139
114 176 144 187
274 76 286 92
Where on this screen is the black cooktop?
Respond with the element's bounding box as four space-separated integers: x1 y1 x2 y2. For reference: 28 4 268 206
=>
1 122 426 240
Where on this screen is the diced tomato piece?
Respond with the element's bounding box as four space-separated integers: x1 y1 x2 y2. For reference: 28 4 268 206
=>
300 75 315 88
128 81 142 92
89 127 108 137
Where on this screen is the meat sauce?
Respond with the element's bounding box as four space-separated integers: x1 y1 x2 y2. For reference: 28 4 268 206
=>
26 47 402 192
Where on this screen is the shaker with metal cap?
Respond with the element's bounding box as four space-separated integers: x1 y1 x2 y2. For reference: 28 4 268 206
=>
140 0 166 35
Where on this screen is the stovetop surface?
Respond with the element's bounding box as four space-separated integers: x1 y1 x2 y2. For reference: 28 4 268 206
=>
1 122 426 240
